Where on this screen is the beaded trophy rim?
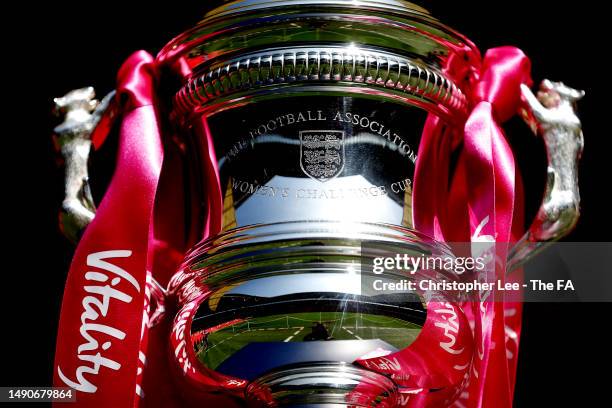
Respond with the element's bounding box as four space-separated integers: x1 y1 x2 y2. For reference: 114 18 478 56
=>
174 45 468 120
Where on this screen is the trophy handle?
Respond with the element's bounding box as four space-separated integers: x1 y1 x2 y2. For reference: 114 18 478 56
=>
507 79 585 270
53 87 116 243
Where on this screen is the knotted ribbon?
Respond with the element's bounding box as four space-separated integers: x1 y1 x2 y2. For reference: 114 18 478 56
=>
53 51 163 407
413 46 532 408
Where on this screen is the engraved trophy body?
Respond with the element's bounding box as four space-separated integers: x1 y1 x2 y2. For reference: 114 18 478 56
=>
53 1 584 407
163 3 472 404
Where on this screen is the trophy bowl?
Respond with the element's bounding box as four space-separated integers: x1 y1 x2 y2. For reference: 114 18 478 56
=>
157 2 478 405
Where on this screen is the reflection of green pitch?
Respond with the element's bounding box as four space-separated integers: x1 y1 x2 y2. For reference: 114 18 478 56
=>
197 312 422 370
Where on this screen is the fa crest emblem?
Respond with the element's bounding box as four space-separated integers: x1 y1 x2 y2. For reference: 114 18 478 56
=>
299 130 345 182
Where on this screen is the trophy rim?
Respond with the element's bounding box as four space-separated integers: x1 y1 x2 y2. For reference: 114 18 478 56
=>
156 0 479 71
203 0 432 21
173 45 469 123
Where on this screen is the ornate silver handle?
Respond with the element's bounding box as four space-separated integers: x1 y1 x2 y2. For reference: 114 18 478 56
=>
507 79 585 270
53 87 115 243
53 88 169 326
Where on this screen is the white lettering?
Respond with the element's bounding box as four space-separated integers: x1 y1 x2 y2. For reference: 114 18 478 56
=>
57 250 137 393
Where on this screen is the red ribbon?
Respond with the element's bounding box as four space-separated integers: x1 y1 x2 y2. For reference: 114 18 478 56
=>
413 46 531 408
53 51 163 407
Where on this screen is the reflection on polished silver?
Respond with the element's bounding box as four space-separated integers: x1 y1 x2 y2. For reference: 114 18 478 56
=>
206 0 431 19
160 0 477 124
246 362 399 407
172 221 470 405
174 46 467 118
193 95 424 230
53 87 115 242
508 80 584 270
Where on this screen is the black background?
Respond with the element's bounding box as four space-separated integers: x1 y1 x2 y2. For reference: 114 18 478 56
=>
1 1 609 406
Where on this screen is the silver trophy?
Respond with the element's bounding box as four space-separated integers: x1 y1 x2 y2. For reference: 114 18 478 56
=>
53 1 583 406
